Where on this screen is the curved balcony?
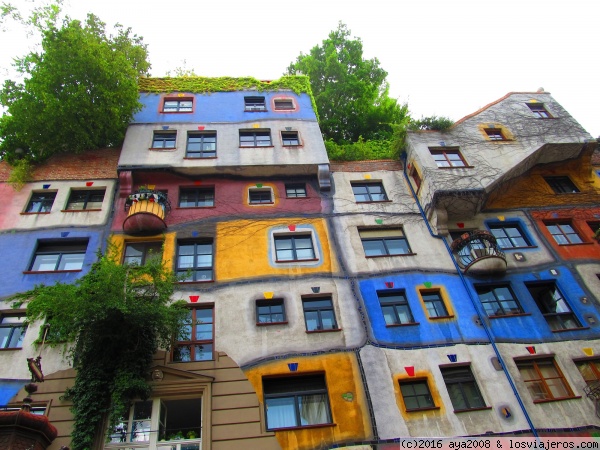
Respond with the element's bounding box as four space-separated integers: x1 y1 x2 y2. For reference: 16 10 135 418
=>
450 230 506 275
123 189 171 235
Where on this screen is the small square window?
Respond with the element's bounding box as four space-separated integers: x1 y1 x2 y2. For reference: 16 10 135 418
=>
440 365 486 410
281 131 300 146
285 183 307 198
25 191 56 213
263 375 332 430
244 96 266 112
274 99 295 111
420 289 450 318
179 187 215 208
489 223 531 248
274 234 315 261
0 314 27 349
484 129 506 141
359 228 412 256
176 240 213 282
516 358 574 401
429 148 468 168
527 103 551 118
163 98 193 113
65 189 105 211
544 221 583 245
173 307 214 361
186 132 216 158
302 296 338 331
152 131 176 149
575 359 600 386
30 240 88 272
399 380 436 411
240 130 272 147
351 182 388 202
476 284 523 317
123 242 163 266
249 188 273 204
544 176 579 194
378 290 415 325
526 281 582 331
256 299 286 325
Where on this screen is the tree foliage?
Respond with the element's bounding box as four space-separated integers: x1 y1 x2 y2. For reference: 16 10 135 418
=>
0 5 150 163
11 248 188 450
287 22 408 143
410 115 454 131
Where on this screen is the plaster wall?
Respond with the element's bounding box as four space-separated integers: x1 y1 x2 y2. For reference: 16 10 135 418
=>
575 263 600 303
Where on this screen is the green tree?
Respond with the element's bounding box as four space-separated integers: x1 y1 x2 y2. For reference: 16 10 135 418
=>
287 22 408 143
410 115 454 131
0 6 150 163
11 248 188 450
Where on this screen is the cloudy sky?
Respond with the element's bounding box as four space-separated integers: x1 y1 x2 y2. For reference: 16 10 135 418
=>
2 0 598 136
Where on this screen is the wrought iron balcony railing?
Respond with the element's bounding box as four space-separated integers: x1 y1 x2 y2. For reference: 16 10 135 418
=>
450 230 507 274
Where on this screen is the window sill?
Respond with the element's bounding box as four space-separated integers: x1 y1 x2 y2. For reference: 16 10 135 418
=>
488 313 531 319
428 315 455 321
355 200 392 204
249 202 274 205
366 253 416 258
532 396 581 404
556 242 595 246
282 145 302 148
285 196 309 199
276 258 319 263
267 422 335 432
183 156 217 160
386 322 420 327
23 270 83 274
161 111 193 114
453 406 493 414
437 165 475 169
405 406 440 413
501 245 538 250
551 326 590 333
170 358 215 364
0 347 23 351
240 145 274 149
256 321 288 326
244 109 267 113
306 328 342 334
148 147 177 151
20 212 51 215
61 209 101 213
177 280 215 284
176 206 216 210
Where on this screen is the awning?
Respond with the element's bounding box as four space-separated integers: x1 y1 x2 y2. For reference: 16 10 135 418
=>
0 379 29 406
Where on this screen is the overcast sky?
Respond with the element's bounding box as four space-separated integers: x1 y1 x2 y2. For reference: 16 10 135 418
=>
2 0 598 137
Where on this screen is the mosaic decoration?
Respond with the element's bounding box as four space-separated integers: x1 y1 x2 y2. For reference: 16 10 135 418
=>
526 346 536 354
86 181 94 186
194 180 202 185
192 231 198 237
162 125 169 130
457 223 464 228
264 292 274 299
447 354 457 362
375 219 383 225
189 295 199 303
288 225 296 231
256 183 263 188
311 287 320 293
385 282 394 288
364 174 372 179
583 348 594 356
197 126 205 130
405 366 415 377
61 232 69 237
342 392 354 402
252 123 260 128
424 282 432 288
43 184 50 189
288 362 298 372
497 216 505 221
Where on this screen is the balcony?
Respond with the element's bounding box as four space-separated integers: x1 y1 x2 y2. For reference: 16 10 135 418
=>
123 189 171 235
450 230 506 275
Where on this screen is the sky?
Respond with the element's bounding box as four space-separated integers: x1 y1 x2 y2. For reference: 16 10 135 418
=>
1 0 599 137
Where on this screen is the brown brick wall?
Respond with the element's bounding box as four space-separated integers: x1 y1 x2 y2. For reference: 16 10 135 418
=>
329 159 403 172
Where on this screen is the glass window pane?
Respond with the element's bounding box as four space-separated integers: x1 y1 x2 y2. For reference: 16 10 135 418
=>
320 310 336 330
304 311 319 331
298 394 329 425
386 238 410 255
194 343 212 361
266 396 297 429
58 253 84 270
32 254 59 271
363 240 386 256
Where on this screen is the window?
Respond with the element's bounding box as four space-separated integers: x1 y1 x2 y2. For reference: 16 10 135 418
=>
420 290 450 318
152 131 176 149
378 290 415 325
545 221 583 245
489 223 531 248
544 176 579 194
399 380 436 411
256 299 286 325
0 314 26 349
263 375 332 430
410 167 422 192
527 103 551 118
302 297 337 331
25 192 56 213
274 99 295 111
476 284 523 316
240 130 272 147
65 189 105 211
163 98 193 112
575 359 600 386
516 358 574 401
179 187 215 208
351 182 388 202
285 183 306 198
249 188 273 204
123 242 163 266
244 96 266 111
274 234 315 262
484 129 506 141
281 131 300 146
440 366 486 410
359 228 412 256
29 240 88 272
173 307 213 361
429 148 468 168
176 241 213 282
186 132 216 158
526 282 582 331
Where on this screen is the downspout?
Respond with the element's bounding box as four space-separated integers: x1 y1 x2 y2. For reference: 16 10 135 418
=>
401 153 539 438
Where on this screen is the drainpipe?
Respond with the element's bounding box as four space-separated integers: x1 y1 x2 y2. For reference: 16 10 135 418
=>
401 153 539 439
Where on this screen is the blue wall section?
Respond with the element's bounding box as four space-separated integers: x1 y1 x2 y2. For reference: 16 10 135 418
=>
133 92 317 124
0 229 104 299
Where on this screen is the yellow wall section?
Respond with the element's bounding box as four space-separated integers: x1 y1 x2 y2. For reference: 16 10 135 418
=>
216 218 338 281
108 232 176 267
394 371 446 420
415 285 456 320
244 353 372 450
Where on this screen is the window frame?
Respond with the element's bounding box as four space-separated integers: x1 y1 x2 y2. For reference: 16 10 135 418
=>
172 306 214 362
544 221 584 245
256 299 287 325
377 290 417 326
525 281 583 332
484 128 506 141
248 188 274 205
185 131 216 158
351 182 389 203
281 131 300 146
273 98 296 111
301 296 339 332
488 223 532 249
178 187 215 208
419 289 452 319
274 233 317 262
262 374 333 430
429 148 469 168
0 313 27 349
574 358 600 386
123 241 163 266
515 357 576 403
440 365 487 411
359 227 413 257
24 191 57 214
28 239 88 272
544 176 580 194
285 183 307 198
162 97 193 113
527 103 552 118
244 96 267 112
475 284 524 317
151 131 177 149
399 379 437 412
64 189 105 211
239 130 272 147
176 240 214 283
